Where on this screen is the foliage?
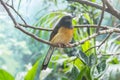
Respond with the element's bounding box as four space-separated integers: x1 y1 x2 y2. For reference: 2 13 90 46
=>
0 0 120 80
0 69 14 80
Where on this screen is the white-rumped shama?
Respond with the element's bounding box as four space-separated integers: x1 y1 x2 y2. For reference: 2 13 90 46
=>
42 15 74 70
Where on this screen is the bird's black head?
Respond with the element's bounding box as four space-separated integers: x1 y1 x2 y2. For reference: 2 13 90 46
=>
59 15 73 28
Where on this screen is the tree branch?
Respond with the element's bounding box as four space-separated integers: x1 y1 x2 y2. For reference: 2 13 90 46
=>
1 0 120 48
19 23 53 31
0 0 17 25
68 0 120 20
6 3 27 24
20 23 111 31
97 33 112 49
19 23 110 31
96 0 105 32
99 52 120 56
71 28 120 47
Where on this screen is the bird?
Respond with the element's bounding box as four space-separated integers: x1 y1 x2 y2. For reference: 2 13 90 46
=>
41 15 74 70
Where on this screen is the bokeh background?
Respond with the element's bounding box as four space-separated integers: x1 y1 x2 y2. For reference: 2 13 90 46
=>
0 0 120 80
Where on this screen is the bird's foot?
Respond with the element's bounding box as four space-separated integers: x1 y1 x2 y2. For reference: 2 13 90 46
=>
57 43 64 48
57 43 72 48
64 43 72 47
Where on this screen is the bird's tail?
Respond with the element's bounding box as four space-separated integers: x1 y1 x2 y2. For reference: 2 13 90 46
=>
42 46 54 70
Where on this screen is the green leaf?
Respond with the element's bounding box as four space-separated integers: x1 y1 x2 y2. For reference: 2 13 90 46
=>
0 69 14 80
83 13 93 24
91 0 96 2
24 61 39 80
97 60 106 73
81 40 91 55
85 67 92 80
88 54 97 66
66 66 79 80
74 58 85 70
109 57 119 64
75 67 86 80
24 58 43 80
115 40 120 45
78 51 89 65
72 18 77 26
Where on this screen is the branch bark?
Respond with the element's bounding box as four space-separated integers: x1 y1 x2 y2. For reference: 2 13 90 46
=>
96 0 106 32
1 0 120 48
68 0 120 20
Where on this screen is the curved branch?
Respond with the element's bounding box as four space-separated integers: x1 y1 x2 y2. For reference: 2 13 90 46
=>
20 23 110 31
19 23 53 31
68 0 120 20
96 0 105 32
14 26 120 48
1 0 120 48
6 3 27 24
71 28 120 47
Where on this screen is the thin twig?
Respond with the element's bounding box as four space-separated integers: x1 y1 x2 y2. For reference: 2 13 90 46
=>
97 32 112 49
85 23 120 52
96 0 106 32
105 0 120 19
85 46 98 53
19 23 110 31
6 3 27 24
85 32 112 53
71 28 120 47
97 23 120 49
74 25 109 29
19 23 53 31
16 25 52 45
99 53 120 56
11 0 13 7
0 0 17 25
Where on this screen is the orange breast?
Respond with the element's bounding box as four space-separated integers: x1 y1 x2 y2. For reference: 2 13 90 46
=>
50 27 73 44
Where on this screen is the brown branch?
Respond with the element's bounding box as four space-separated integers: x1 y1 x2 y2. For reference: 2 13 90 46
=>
71 28 120 47
81 32 112 53
19 23 110 31
16 25 52 45
19 23 53 31
105 0 120 20
0 0 17 25
85 46 98 53
68 0 120 20
96 20 120 50
85 32 112 53
15 26 120 48
96 0 106 32
97 33 112 49
74 25 109 29
1 0 120 48
84 23 119 53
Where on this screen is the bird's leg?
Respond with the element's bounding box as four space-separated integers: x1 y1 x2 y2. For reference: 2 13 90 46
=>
64 43 72 47
57 43 72 48
57 43 62 48
56 43 72 48
56 43 66 48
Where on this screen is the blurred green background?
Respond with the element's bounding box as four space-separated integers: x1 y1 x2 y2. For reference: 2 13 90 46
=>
0 0 120 80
